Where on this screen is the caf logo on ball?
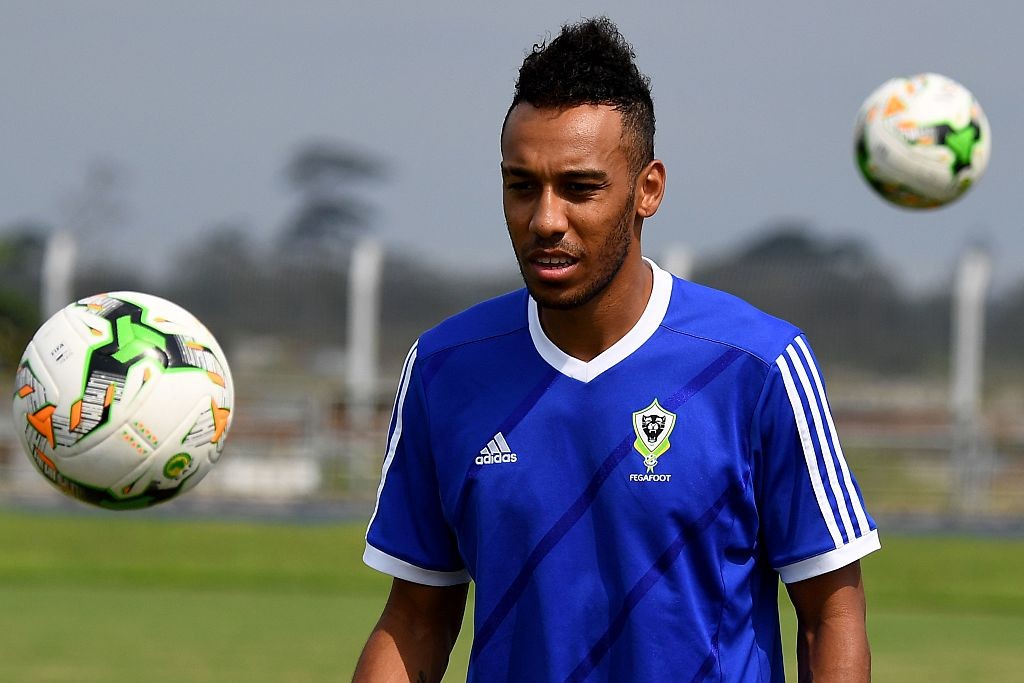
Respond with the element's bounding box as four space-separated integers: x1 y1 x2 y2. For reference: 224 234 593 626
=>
854 72 990 209
11 291 234 509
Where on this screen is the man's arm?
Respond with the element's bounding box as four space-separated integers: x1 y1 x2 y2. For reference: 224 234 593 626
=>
353 578 469 683
786 560 870 682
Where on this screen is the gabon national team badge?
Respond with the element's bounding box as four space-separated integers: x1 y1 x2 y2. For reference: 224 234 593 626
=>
632 399 677 474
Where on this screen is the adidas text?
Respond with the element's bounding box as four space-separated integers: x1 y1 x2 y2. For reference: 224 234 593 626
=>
475 453 518 465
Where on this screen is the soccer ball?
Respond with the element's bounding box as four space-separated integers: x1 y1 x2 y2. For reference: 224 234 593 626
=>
854 73 990 208
11 292 234 509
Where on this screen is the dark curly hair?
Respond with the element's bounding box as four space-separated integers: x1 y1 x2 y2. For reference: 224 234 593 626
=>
505 17 655 174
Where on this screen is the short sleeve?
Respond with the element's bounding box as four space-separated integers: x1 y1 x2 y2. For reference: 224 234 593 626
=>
363 342 470 586
753 334 880 584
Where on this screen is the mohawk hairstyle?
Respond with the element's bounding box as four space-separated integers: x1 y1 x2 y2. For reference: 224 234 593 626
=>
507 16 655 174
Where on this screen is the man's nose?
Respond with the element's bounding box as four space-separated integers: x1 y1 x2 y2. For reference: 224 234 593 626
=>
528 187 569 239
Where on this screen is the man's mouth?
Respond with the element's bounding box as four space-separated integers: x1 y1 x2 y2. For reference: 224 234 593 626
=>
525 251 580 283
533 255 578 269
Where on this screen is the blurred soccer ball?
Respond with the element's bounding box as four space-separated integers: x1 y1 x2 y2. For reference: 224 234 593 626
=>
854 73 990 208
12 292 234 509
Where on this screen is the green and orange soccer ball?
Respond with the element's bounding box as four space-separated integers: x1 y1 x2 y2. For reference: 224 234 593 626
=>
11 292 234 509
855 72 990 209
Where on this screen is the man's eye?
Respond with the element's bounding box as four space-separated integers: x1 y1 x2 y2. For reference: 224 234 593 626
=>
566 183 600 195
505 181 535 192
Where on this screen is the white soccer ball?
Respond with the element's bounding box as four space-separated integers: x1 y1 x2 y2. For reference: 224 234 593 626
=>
11 292 234 509
854 73 990 208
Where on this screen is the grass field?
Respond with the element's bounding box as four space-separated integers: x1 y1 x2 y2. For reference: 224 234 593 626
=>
1 509 1023 681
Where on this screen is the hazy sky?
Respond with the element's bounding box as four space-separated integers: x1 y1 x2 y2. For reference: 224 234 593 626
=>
3 1 1022 292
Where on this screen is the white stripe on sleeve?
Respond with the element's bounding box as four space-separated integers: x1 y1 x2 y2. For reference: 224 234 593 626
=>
794 336 871 536
776 351 844 548
785 343 856 543
366 341 418 536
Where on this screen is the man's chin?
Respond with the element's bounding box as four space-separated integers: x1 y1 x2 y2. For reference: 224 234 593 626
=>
525 282 590 311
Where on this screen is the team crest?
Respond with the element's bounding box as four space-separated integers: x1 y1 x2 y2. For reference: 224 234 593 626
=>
632 399 677 473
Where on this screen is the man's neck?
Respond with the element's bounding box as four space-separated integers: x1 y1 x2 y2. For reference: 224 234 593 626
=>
537 257 654 362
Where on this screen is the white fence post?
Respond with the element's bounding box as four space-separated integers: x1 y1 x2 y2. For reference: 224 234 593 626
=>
950 245 992 515
41 230 76 318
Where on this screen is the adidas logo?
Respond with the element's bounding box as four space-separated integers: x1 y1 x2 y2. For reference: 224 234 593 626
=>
475 432 518 465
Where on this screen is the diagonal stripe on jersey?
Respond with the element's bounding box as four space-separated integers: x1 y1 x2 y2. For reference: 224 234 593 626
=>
688 646 720 683
471 348 745 660
565 483 737 682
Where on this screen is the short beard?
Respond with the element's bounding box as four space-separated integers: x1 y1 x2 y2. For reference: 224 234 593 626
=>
520 188 636 310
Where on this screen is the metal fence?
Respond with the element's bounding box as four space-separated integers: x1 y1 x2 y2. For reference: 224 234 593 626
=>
3 368 1023 529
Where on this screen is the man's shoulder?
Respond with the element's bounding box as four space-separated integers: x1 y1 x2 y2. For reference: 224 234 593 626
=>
417 288 529 359
663 276 803 365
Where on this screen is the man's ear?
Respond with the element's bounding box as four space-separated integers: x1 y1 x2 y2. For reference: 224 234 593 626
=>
636 160 666 219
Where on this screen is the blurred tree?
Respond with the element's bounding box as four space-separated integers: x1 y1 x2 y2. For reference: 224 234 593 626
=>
0 225 46 369
163 222 264 345
73 261 151 301
63 159 143 303
279 141 386 258
693 224 947 376
59 159 129 249
164 221 352 348
379 252 520 372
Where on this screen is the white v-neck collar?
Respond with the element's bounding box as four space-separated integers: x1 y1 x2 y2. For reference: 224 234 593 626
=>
528 258 672 383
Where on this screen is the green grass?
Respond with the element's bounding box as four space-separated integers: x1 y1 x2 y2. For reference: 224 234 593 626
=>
1 510 1022 681
0 510 393 682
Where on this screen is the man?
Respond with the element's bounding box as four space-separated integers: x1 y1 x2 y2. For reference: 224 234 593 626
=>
355 17 878 682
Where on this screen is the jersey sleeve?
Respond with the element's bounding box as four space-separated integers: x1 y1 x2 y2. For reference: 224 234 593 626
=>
363 342 470 586
752 334 880 584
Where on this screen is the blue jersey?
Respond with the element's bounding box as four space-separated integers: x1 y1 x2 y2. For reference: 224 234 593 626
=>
365 260 879 682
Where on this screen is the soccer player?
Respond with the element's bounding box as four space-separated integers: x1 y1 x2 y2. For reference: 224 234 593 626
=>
354 16 879 683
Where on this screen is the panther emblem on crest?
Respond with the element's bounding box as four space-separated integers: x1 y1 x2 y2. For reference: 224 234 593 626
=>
631 399 677 473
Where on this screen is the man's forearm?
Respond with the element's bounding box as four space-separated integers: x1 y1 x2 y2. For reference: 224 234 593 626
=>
795 609 871 682
353 579 467 683
789 562 870 682
353 621 451 683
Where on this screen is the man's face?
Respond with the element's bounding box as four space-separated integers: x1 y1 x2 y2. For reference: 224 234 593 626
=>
500 104 641 310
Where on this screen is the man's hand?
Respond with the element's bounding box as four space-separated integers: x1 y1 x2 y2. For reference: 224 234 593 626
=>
786 560 870 682
353 578 469 683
